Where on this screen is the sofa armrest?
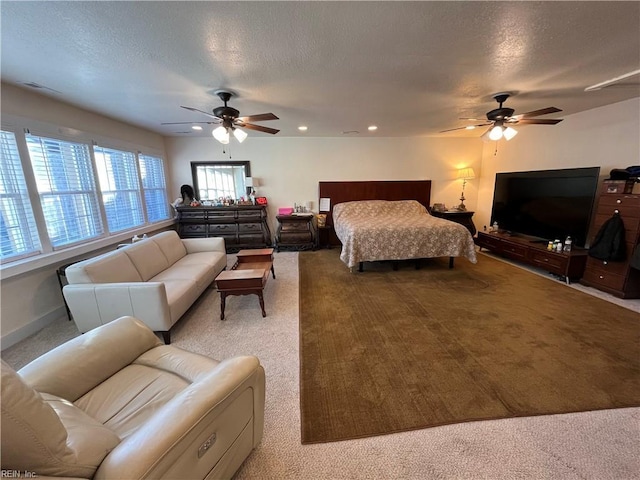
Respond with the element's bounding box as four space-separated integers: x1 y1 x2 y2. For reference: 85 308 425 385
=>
94 356 265 480
63 282 172 333
18 317 162 402
181 236 226 254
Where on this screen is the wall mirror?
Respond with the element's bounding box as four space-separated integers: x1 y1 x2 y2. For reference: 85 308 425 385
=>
191 161 251 201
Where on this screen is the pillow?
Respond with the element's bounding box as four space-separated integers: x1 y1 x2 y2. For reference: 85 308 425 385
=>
1 360 120 478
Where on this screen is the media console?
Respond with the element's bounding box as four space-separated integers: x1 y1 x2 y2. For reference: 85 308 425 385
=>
475 231 588 284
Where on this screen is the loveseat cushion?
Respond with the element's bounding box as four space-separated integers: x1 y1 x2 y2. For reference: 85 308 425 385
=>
150 231 188 266
68 250 143 284
123 240 170 281
1 361 120 478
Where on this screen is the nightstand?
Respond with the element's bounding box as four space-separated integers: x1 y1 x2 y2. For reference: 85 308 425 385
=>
275 214 316 251
430 210 476 236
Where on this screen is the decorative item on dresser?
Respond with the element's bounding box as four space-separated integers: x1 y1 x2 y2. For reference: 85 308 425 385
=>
476 231 588 284
176 205 272 253
429 209 476 236
580 189 640 298
275 214 316 251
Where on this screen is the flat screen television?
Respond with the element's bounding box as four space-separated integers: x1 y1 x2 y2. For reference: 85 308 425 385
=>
490 167 601 248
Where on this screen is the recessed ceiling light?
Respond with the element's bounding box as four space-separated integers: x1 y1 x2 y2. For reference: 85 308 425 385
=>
191 125 203 131
465 125 476 130
368 125 378 131
298 126 308 131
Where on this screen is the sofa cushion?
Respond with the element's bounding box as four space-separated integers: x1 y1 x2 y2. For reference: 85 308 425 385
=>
151 262 217 291
150 231 188 266
70 250 142 284
1 361 120 478
123 240 170 281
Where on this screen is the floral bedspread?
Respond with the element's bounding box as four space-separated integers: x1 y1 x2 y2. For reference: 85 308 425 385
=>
333 200 478 268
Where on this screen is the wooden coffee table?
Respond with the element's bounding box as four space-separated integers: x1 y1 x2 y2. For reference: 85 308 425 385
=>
215 248 276 320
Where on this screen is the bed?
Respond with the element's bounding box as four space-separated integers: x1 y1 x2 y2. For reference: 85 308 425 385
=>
332 199 477 269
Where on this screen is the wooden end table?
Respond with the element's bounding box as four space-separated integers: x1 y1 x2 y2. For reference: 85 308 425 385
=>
214 248 276 320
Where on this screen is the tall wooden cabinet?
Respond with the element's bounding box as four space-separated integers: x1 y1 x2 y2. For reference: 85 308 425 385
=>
176 205 272 253
580 190 640 298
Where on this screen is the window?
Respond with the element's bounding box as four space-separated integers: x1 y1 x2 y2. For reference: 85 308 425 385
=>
93 145 144 232
191 161 251 201
26 133 103 248
0 130 41 262
139 153 170 222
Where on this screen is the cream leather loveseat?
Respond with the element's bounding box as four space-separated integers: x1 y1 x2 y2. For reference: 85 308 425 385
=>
63 231 227 343
1 316 266 480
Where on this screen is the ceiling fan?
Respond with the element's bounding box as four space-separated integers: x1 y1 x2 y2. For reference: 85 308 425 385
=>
162 90 279 143
441 92 563 141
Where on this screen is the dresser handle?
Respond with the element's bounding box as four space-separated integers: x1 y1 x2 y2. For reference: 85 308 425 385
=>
603 261 608 265
616 199 622 204
599 275 604 279
614 209 619 214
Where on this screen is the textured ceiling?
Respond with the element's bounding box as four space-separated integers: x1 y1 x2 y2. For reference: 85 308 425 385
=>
1 1 639 139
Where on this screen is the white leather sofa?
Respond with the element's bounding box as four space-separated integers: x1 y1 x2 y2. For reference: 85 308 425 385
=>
63 231 227 343
1 316 266 480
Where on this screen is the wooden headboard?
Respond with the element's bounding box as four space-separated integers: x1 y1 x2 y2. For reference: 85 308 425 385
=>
318 180 432 226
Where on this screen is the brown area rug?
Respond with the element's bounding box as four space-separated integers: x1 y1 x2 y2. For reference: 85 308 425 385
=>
298 250 640 444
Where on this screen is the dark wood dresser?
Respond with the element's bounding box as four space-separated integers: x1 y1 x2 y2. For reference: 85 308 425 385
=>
275 214 316 251
476 231 588 283
176 205 272 253
580 191 640 298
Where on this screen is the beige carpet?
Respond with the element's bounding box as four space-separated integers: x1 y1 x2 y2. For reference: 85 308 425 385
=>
298 250 640 444
2 252 639 479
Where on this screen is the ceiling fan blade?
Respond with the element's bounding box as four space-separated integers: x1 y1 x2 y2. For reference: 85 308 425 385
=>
180 105 220 119
440 123 491 133
161 121 219 125
514 107 562 119
237 113 279 122
240 123 280 134
515 118 564 125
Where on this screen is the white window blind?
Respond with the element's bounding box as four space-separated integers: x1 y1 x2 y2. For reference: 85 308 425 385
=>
26 134 103 248
0 130 41 262
196 164 245 200
139 154 170 222
93 145 144 232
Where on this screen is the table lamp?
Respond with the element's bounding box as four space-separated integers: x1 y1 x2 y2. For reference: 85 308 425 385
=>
456 168 475 211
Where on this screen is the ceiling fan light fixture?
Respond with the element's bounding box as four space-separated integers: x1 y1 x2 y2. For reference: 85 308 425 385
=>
213 125 230 144
233 127 248 143
488 124 504 141
503 126 518 140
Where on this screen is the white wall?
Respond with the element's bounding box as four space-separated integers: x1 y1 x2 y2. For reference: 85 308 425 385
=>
164 136 483 232
475 98 640 233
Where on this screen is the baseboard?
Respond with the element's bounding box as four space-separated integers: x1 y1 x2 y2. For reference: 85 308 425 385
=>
0 306 67 351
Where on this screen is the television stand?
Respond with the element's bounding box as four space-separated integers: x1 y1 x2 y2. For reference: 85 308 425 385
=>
475 231 588 284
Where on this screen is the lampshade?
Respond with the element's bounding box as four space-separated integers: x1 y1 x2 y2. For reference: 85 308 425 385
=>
212 126 229 144
245 176 254 187
233 127 248 143
488 125 504 141
503 126 518 140
457 167 476 180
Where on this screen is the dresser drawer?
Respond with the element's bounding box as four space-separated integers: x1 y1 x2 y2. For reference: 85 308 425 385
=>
528 250 568 275
238 233 265 245
238 223 264 233
586 256 629 276
581 268 626 291
208 224 237 234
476 233 502 250
181 224 207 235
500 241 527 260
597 194 640 209
593 214 640 237
281 221 311 231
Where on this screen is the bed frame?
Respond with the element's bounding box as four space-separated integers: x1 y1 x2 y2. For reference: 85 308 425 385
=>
318 180 432 227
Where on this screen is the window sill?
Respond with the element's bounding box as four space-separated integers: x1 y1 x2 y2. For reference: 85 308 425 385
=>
0 219 176 280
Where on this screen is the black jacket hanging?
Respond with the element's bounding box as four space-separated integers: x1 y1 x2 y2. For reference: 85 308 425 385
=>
588 213 626 261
